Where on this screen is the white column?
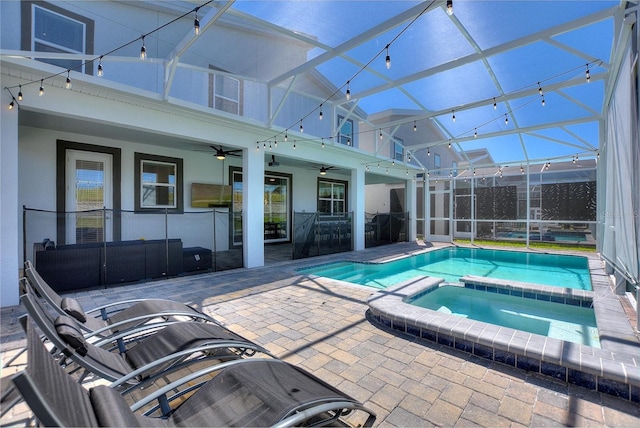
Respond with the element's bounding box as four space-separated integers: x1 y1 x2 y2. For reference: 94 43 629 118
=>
406 177 417 241
351 167 365 251
242 147 264 268
1 92 20 308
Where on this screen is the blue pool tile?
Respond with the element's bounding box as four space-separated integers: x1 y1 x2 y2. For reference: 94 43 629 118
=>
421 328 436 343
498 288 510 295
437 333 454 347
473 343 494 360
476 285 486 292
406 324 421 337
540 361 567 381
455 338 474 353
511 290 523 297
516 355 540 373
536 293 550 301
550 295 564 304
568 369 597 390
597 377 630 400
486 286 498 294
494 349 516 366
523 291 536 300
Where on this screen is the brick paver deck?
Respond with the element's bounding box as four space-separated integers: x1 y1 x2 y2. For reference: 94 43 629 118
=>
2 242 639 426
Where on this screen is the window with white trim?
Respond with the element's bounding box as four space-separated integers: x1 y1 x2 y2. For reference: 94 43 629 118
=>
337 115 354 146
393 138 404 161
209 66 242 115
30 3 90 72
318 180 347 214
135 153 183 212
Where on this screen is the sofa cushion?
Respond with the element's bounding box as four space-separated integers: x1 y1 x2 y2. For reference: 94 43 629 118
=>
61 297 87 323
55 315 88 356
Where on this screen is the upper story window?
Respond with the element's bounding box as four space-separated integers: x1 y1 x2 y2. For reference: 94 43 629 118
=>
134 153 183 212
337 115 354 146
23 1 94 73
209 66 242 115
434 154 441 174
318 180 347 214
393 138 404 162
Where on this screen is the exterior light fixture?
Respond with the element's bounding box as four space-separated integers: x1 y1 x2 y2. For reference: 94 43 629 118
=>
140 36 147 60
446 0 454 16
97 57 104 77
65 71 72 89
39 80 44 96
17 85 22 101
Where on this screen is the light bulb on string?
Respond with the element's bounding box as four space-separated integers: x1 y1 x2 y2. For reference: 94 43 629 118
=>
541 96 545 107
474 128 478 138
299 120 303 133
140 36 147 60
504 114 508 126
413 121 417 132
452 110 455 122
39 80 44 96
256 141 260 150
385 46 391 69
427 148 430 156
585 64 590 82
8 98 15 110
446 0 453 16
379 129 383 140
448 139 451 149
538 83 543 96
194 11 200 35
284 131 288 142
65 70 72 89
293 141 296 149
17 85 23 101
97 56 104 77
346 81 351 100
319 104 323 121
493 98 497 110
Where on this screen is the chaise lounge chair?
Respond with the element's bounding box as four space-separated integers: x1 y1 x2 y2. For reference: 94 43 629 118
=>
24 260 218 340
13 318 376 427
19 292 277 395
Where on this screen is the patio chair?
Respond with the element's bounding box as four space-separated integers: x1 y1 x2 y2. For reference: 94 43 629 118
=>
12 317 377 427
24 260 218 339
19 292 277 394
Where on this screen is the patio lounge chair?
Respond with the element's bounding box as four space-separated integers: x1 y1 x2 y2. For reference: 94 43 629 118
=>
24 260 218 339
19 292 277 393
13 318 376 427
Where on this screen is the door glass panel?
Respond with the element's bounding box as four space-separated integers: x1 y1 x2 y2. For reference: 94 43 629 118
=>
264 175 289 242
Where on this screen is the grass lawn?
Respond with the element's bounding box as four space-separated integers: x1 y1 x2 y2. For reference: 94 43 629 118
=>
453 238 596 253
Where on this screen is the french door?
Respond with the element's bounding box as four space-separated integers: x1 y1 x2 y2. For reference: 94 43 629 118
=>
65 150 113 244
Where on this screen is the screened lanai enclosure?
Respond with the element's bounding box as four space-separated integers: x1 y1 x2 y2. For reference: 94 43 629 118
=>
1 1 638 308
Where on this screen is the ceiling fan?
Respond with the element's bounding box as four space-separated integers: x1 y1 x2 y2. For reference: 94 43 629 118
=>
312 164 339 175
210 145 242 160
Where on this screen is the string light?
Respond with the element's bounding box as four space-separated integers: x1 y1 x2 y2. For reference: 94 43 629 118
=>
346 81 351 100
385 45 391 69
379 129 383 140
97 56 104 77
493 98 497 110
293 141 296 149
65 70 72 89
452 110 456 122
474 128 477 138
413 121 417 132
17 85 23 101
347 138 351 146
427 148 430 156
448 139 451 148
299 120 303 133
585 64 590 82
446 0 454 16
8 98 15 110
520 164 524 174
140 36 147 60
284 130 288 142
538 83 543 96
504 114 508 125
194 10 200 35
39 79 44 96
319 104 323 121
274 140 278 148
256 141 259 150
321 138 325 149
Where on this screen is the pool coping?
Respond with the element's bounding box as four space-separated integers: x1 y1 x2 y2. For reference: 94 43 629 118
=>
366 260 640 403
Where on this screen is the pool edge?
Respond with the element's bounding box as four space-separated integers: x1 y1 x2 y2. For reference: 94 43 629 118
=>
367 274 640 403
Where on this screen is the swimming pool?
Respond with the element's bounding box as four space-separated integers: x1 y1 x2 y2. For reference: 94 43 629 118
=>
301 247 592 290
409 285 599 347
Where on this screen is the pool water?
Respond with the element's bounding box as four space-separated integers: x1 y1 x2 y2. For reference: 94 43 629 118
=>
409 285 600 347
300 247 592 290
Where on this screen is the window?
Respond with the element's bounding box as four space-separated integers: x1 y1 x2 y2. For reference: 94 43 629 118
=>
434 154 441 174
209 66 242 115
134 153 183 212
393 138 404 161
23 2 94 73
318 180 347 214
337 115 354 146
